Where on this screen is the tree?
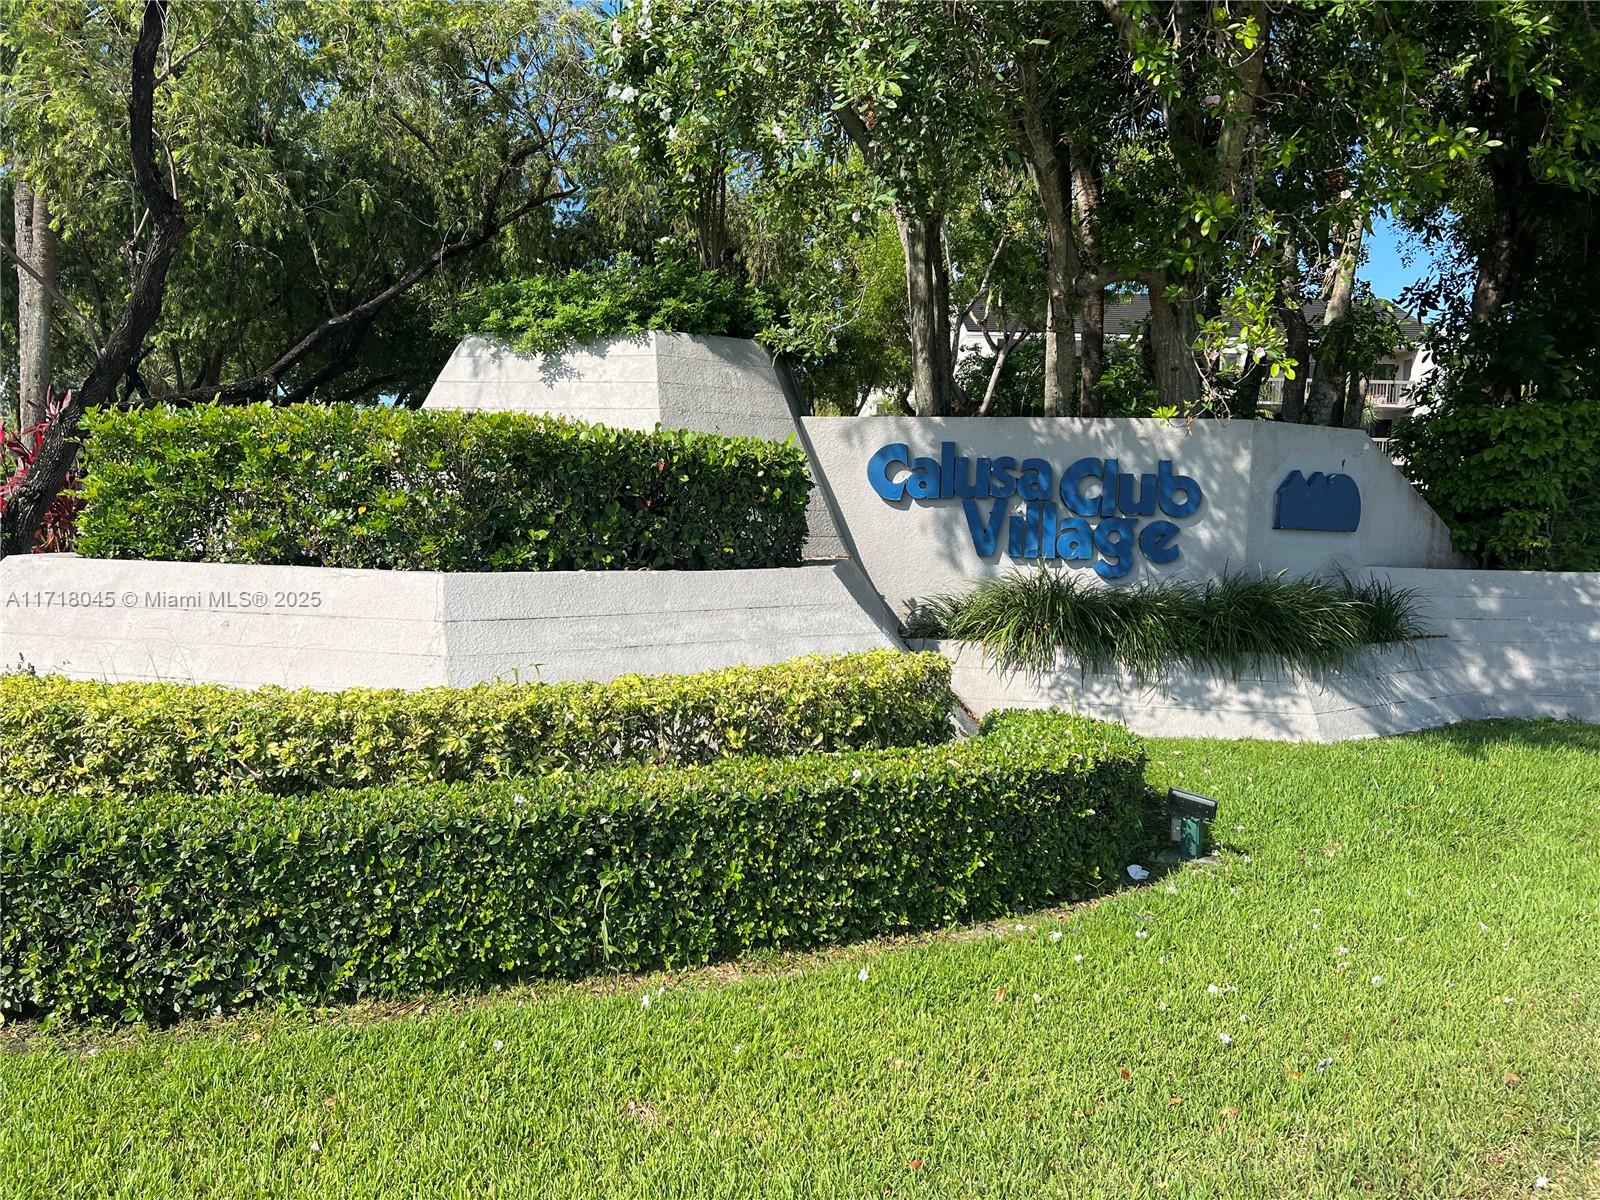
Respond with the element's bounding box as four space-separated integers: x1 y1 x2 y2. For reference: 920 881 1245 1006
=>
0 0 595 555
609 0 991 417
10 179 54 427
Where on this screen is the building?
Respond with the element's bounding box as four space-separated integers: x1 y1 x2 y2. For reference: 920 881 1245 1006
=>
958 293 1432 431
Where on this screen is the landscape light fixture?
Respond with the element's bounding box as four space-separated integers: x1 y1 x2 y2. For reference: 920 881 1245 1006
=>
1167 788 1220 860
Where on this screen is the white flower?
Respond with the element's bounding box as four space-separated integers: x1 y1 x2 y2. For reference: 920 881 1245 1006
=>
492 1039 505 1052
660 106 673 121
1534 1178 1550 1190
611 24 623 45
1218 1032 1233 1045
1206 984 1221 995
1073 954 1084 963
618 85 638 103
310 1141 322 1153
1336 946 1350 956
1135 929 1149 940
857 967 870 982
771 121 786 143
641 993 651 1009
1049 930 1063 943
1370 975 1384 986
1032 993 1041 1003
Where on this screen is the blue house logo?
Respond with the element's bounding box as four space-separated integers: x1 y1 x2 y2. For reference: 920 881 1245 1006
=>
1275 471 1361 533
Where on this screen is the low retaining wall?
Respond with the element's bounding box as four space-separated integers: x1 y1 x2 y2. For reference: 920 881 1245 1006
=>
0 555 901 690
916 568 1600 742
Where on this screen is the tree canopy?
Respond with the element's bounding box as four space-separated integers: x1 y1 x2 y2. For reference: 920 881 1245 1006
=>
3 0 1600 564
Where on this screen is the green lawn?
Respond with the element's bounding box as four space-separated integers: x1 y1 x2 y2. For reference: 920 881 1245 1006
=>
3 721 1597 1199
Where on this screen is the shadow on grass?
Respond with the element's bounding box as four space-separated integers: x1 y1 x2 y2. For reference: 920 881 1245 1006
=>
1385 716 1600 758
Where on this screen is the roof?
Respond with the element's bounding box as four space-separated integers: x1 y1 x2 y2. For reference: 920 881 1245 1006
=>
962 293 1425 344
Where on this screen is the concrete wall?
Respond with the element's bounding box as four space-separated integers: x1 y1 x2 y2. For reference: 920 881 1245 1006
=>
800 416 1464 620
425 333 844 560
0 555 900 691
919 567 1600 742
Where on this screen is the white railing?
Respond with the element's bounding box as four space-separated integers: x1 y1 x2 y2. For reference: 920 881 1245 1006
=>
1259 378 1419 412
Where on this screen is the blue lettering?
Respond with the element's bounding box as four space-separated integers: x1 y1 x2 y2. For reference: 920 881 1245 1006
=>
1057 516 1095 561
969 457 994 500
1093 518 1137 580
1007 510 1030 557
1100 458 1120 517
1118 472 1157 517
1158 460 1203 518
988 456 1017 498
1018 458 1053 501
906 457 939 500
962 498 1007 556
867 443 909 502
1060 457 1102 517
1139 519 1181 565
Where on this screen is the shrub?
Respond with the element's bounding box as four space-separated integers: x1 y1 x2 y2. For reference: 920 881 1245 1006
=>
1 387 81 553
0 712 1147 1023
0 651 954 800
906 569 1428 677
449 254 776 356
73 404 810 571
1391 392 1600 570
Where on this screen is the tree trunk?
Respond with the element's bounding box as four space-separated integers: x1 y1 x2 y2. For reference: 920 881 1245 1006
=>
1342 373 1366 429
976 333 1020 417
894 208 957 417
1147 278 1202 410
13 180 55 428
1017 105 1077 417
1307 214 1363 425
693 160 727 273
1233 355 1265 420
1071 149 1105 416
1077 287 1105 417
1278 298 1310 423
1471 133 1533 405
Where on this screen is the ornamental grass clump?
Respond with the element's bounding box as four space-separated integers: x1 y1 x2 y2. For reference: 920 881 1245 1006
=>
907 569 1427 677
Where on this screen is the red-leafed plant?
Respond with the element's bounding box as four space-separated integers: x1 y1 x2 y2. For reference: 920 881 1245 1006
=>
1 388 82 553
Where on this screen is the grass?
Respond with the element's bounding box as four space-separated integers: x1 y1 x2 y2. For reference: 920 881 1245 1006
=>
906 569 1429 676
2 719 1598 1199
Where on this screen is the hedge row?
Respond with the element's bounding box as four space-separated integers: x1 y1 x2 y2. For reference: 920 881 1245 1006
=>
0 651 954 799
0 712 1148 1022
73 404 811 571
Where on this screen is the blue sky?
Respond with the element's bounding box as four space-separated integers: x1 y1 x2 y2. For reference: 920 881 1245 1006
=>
1360 212 1436 304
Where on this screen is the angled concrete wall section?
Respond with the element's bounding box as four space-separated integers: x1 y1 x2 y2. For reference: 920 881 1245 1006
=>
799 415 1465 619
918 567 1600 742
425 333 845 560
0 555 898 691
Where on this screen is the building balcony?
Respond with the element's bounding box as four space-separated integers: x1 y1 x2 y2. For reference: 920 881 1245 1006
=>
1259 377 1421 422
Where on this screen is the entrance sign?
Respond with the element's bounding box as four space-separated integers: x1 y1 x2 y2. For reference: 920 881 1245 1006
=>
866 441 1204 579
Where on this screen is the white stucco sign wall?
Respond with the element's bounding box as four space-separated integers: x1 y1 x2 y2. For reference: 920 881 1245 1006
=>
798 415 1464 617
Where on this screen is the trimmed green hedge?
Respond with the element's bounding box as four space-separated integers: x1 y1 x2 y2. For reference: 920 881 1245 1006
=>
0 651 954 799
73 404 811 571
0 712 1146 1023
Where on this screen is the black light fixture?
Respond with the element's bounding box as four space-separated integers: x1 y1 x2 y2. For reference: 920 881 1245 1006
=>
1167 788 1219 860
